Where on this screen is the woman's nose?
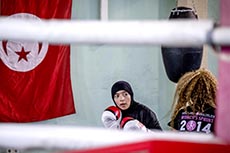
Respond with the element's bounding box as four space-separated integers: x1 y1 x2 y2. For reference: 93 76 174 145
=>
119 95 125 100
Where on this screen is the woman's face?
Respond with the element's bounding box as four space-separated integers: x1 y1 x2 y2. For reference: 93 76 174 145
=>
113 90 131 110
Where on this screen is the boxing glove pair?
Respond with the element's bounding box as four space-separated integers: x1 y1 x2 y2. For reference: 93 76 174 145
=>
101 106 148 132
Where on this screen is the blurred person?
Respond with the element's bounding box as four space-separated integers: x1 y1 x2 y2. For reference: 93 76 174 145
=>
168 68 217 134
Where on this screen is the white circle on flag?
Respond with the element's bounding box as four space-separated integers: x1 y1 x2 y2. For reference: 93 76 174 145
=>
0 13 49 72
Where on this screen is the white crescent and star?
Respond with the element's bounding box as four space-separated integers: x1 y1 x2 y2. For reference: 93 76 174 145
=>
0 13 49 72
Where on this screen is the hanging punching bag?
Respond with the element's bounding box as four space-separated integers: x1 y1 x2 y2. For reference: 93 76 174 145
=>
161 6 203 83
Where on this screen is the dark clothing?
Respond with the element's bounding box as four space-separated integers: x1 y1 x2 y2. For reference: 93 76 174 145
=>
168 106 215 134
121 101 162 130
111 80 162 131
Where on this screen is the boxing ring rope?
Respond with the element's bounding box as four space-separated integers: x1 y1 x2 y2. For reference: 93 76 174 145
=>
0 124 223 151
212 27 230 45
1 17 230 47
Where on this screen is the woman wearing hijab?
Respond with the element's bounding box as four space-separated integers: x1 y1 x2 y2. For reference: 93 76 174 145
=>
102 80 162 131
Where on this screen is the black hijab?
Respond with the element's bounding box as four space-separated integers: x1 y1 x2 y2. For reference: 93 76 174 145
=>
111 81 138 116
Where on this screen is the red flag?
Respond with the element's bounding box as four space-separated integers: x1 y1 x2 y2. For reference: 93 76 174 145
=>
0 0 76 122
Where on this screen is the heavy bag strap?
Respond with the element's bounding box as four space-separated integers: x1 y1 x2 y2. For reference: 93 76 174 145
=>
169 6 198 19
161 6 203 83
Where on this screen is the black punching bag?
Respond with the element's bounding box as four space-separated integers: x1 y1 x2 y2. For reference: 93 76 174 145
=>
161 6 203 83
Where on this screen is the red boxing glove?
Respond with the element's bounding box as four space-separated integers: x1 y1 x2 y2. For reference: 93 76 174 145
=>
120 117 148 132
101 106 122 129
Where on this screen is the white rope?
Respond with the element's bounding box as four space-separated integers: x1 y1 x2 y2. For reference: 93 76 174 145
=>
212 27 230 45
0 17 219 47
0 124 223 150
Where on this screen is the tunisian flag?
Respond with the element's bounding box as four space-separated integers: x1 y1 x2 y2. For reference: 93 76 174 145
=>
0 0 76 122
